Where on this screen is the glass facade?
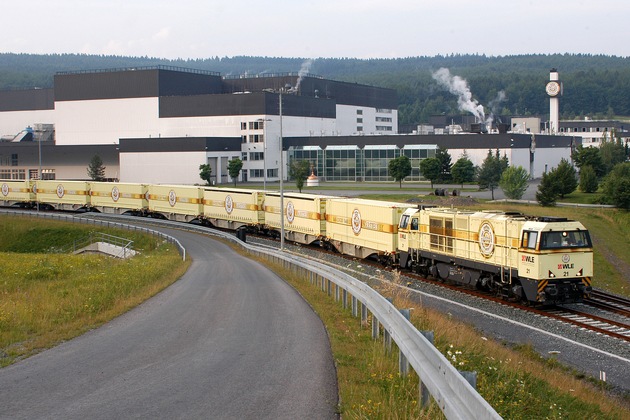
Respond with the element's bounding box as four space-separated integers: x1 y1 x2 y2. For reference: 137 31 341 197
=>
288 144 437 182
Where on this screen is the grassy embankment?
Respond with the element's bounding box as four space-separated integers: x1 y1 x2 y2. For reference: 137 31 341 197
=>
0 216 189 367
268 258 630 419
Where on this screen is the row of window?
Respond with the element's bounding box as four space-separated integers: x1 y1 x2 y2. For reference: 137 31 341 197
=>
0 154 19 167
559 126 615 133
249 168 278 178
241 134 264 143
289 147 436 182
240 121 265 130
0 169 56 180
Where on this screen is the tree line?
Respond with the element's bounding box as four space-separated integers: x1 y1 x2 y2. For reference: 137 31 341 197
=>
2 53 630 126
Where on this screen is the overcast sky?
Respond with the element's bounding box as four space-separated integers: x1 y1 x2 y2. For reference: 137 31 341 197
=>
2 0 628 59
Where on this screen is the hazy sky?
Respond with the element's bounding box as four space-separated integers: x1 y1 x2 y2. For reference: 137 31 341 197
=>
2 0 628 59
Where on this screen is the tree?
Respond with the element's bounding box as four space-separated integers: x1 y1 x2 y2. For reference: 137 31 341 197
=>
602 162 630 209
599 134 626 175
199 164 212 185
227 158 243 186
553 158 578 198
477 149 506 200
578 165 598 193
419 157 441 188
451 153 476 188
388 155 411 188
435 146 452 182
87 154 106 181
289 159 311 193
572 145 604 177
536 171 561 206
499 166 530 199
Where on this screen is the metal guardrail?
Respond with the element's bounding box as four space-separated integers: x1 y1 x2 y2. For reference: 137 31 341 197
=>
0 209 186 261
0 210 498 418
490 198 615 208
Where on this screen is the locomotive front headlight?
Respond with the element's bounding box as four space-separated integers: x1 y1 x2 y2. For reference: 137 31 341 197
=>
548 270 556 278
576 268 583 276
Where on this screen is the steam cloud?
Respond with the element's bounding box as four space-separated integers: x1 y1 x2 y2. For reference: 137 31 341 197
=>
432 67 486 122
295 59 313 92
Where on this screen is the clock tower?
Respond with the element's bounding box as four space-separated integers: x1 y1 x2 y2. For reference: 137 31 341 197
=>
547 69 561 134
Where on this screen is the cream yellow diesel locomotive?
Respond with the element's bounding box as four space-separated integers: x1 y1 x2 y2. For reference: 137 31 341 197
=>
1 179 594 304
397 207 593 304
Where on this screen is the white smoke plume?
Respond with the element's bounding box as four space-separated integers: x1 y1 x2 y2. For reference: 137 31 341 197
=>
295 59 313 92
486 90 507 126
432 67 485 122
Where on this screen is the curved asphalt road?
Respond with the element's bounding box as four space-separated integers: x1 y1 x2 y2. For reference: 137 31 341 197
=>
0 228 338 419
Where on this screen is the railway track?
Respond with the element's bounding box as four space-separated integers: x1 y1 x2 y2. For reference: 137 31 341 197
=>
584 290 630 318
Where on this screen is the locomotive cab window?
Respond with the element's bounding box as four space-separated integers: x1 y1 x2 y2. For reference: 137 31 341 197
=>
521 231 538 249
410 218 418 231
540 230 592 250
399 214 409 229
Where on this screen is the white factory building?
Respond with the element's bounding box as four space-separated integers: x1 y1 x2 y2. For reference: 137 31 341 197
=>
0 66 582 184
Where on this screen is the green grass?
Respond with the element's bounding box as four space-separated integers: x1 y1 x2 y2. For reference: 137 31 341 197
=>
0 216 189 367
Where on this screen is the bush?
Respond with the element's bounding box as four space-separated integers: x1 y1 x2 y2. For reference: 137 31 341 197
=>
499 166 530 199
602 162 630 209
536 172 561 206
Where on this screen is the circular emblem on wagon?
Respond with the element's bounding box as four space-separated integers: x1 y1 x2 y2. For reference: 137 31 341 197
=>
168 190 177 207
56 184 65 198
1 183 8 197
286 201 295 223
225 195 234 214
351 209 362 235
111 186 120 202
562 254 571 263
478 221 495 258
32 184 38 194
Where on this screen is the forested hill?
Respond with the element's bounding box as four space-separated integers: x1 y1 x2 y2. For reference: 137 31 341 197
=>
1 53 629 125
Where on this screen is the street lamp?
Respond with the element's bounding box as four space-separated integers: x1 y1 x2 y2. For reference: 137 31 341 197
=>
37 135 42 212
279 88 285 250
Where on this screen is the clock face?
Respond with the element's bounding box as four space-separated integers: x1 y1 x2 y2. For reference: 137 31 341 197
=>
546 81 560 97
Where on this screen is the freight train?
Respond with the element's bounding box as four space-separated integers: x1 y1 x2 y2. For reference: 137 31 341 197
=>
1 179 593 305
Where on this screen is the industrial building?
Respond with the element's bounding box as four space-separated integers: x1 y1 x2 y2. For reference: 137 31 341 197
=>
0 65 581 184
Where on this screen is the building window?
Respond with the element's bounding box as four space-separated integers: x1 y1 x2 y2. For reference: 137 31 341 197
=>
357 126 363 132
376 117 392 122
11 154 18 166
267 168 278 178
250 152 264 161
357 118 363 123
250 169 264 178
242 152 248 161
241 135 247 143
241 122 247 130
357 109 363 115
376 108 392 113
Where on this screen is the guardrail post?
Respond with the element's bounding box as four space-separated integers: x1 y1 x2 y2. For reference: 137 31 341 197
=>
419 330 435 407
342 288 348 309
384 328 392 353
459 371 478 390
327 279 331 296
351 295 358 317
360 302 368 328
399 309 411 376
371 316 379 340
335 283 340 302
